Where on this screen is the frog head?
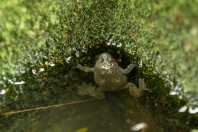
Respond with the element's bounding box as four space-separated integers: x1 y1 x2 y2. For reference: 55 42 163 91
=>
95 53 117 70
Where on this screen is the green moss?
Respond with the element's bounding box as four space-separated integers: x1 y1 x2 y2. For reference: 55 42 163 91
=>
0 0 198 131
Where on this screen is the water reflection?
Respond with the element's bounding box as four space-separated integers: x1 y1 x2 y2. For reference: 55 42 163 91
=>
2 64 190 131
130 122 148 131
7 93 169 132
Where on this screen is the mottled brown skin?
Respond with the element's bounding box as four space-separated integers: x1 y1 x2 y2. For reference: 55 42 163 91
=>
77 53 146 99
94 53 132 91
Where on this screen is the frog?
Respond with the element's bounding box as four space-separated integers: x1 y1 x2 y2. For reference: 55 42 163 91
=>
77 52 146 100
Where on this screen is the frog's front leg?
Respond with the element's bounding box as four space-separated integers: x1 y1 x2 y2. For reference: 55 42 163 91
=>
125 78 147 97
119 64 135 74
77 64 95 72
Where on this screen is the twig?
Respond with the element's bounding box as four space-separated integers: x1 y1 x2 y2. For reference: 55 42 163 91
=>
1 98 95 116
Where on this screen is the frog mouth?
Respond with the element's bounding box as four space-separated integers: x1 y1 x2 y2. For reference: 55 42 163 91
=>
100 62 114 69
101 69 112 74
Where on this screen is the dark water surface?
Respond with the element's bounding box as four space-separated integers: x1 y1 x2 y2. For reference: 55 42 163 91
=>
7 93 171 132
3 69 187 132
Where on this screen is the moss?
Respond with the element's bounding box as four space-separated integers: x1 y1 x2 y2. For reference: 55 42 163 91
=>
0 0 198 131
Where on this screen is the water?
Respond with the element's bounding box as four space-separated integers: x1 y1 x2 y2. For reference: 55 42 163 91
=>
6 92 177 132
1 64 191 132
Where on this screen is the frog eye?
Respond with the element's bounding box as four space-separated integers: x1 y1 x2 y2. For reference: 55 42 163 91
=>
107 57 113 62
99 58 104 63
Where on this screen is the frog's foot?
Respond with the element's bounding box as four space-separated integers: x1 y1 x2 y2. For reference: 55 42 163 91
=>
127 78 148 97
77 83 105 100
125 82 141 97
139 78 149 91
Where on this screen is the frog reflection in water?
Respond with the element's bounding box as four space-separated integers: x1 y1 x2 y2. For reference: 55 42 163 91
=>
77 53 146 100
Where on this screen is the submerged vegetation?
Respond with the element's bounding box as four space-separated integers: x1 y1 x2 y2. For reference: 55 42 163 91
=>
0 0 198 131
